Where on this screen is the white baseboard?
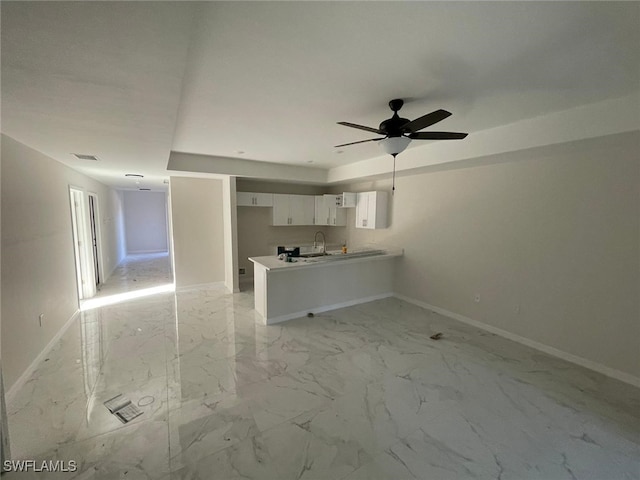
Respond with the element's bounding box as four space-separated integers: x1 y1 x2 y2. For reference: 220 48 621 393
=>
394 294 640 389
126 249 169 255
264 292 394 325
6 309 81 403
175 281 226 293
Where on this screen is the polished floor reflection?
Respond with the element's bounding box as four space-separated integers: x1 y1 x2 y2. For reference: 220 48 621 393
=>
5 253 639 479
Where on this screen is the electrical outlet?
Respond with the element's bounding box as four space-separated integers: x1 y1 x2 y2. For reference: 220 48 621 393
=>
474 294 481 303
239 268 246 275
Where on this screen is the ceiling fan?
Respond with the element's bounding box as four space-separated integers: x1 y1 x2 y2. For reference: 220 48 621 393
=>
336 98 467 150
335 99 468 192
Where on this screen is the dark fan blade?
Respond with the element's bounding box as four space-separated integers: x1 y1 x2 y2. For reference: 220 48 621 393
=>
401 109 452 133
337 122 382 134
409 131 468 140
334 138 383 148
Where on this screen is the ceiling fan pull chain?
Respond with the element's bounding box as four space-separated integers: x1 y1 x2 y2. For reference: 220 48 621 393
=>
392 153 396 195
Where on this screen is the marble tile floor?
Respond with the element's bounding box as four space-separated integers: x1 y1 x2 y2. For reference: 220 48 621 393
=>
4 253 639 479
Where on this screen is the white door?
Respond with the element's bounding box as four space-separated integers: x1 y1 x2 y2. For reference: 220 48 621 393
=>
69 188 96 300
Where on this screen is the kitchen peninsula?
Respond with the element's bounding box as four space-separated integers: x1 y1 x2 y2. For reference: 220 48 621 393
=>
249 249 402 324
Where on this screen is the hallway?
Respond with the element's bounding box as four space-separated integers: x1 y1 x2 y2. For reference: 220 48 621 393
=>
4 254 639 479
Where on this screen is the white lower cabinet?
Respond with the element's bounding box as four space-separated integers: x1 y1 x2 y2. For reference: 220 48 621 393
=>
273 194 315 225
356 191 388 229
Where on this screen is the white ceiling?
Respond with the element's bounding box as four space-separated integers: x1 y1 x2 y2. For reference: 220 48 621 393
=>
2 1 639 190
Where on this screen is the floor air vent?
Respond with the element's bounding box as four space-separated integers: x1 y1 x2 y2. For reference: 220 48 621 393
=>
104 394 143 423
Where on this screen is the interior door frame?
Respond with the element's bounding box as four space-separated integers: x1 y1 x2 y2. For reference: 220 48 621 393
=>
69 186 97 302
87 192 104 288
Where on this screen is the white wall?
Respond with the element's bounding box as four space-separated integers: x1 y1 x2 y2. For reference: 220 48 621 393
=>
327 131 640 381
123 190 168 254
1 135 125 390
170 177 225 288
108 190 127 270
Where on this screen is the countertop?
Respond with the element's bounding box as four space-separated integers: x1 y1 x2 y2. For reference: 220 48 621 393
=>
249 249 403 272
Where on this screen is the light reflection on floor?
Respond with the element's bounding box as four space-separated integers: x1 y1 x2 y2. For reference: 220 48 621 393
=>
80 283 175 311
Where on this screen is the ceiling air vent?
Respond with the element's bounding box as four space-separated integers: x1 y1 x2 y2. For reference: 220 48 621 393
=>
72 153 99 161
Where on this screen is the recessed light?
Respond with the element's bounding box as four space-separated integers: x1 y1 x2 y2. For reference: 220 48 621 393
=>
125 173 144 178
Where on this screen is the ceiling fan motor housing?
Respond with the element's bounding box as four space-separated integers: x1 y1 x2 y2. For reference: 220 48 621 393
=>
379 114 410 137
380 99 409 136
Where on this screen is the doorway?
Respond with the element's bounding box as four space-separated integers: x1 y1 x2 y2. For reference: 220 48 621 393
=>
69 187 97 301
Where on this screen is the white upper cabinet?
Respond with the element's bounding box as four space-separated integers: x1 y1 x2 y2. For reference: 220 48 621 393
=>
239 191 347 226
291 194 315 225
315 195 346 226
324 195 346 226
355 191 388 229
272 194 291 225
237 192 273 207
341 192 357 208
315 196 328 226
273 194 315 225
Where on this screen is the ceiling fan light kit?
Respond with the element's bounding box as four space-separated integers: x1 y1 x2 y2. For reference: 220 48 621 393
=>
336 99 468 193
379 136 411 156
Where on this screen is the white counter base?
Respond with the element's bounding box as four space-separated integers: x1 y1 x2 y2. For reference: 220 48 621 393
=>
250 253 399 325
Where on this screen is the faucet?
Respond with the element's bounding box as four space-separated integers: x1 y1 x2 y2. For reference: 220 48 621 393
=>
313 231 326 254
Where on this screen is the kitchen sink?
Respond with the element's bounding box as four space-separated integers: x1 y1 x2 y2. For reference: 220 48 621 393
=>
298 252 329 258
299 249 386 263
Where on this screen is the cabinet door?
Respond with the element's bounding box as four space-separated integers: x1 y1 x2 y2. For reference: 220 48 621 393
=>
302 195 317 225
290 195 315 225
237 192 254 206
315 196 328 225
272 194 290 225
254 193 273 207
369 191 387 229
341 192 357 208
330 205 347 226
355 192 369 228
355 191 387 229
